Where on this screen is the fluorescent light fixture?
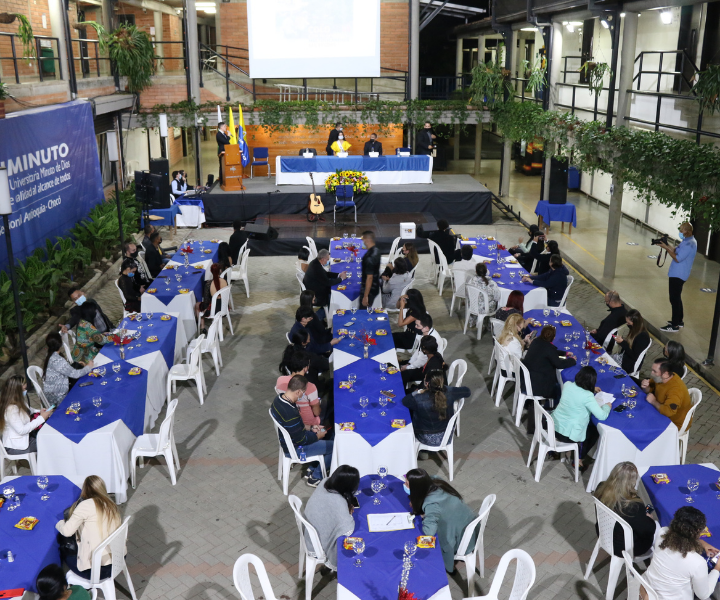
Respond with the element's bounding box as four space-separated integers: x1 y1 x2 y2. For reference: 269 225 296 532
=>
105 130 119 162
202 7 216 13
660 10 672 24
566 24 575 32
620 12 626 17
0 168 11 215
600 19 609 28
520 27 537 31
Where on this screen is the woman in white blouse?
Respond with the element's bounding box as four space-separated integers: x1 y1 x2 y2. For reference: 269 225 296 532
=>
644 506 720 600
497 313 532 359
0 375 52 455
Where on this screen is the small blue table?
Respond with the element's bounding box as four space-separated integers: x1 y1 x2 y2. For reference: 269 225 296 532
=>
535 200 577 231
0 476 81 593
140 203 182 230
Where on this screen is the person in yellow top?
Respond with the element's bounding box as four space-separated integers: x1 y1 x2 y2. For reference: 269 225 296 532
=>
331 132 351 155
641 358 692 430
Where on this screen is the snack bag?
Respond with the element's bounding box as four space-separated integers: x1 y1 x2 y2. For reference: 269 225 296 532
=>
416 535 436 548
343 536 363 550
651 473 671 484
340 422 355 431
391 419 406 428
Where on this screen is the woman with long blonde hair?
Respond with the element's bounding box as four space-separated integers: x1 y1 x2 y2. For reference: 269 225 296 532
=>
593 462 656 558
497 313 531 359
1 375 52 456
56 475 123 578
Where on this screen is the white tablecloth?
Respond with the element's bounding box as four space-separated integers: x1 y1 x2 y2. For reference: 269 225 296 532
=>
497 286 547 310
338 584 451 600
275 156 433 186
175 205 206 228
141 292 197 341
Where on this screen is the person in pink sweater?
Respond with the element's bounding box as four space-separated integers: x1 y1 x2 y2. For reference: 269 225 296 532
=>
277 349 321 426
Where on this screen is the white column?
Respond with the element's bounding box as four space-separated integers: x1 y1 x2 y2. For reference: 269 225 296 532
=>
455 37 463 75
410 0 420 99
185 1 201 103
48 0 69 82
153 11 164 72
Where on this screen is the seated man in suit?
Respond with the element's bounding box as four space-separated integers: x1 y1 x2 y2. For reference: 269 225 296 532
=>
363 133 383 156
418 219 457 266
145 231 166 277
229 219 249 264
171 171 187 198
303 249 348 309
522 254 570 307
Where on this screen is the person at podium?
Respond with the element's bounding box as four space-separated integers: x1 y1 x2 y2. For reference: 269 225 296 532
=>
416 121 436 156
363 133 383 156
216 122 231 178
326 122 343 155
331 133 351 156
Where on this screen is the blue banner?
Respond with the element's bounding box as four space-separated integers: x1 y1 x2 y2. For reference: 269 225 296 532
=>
0 100 104 268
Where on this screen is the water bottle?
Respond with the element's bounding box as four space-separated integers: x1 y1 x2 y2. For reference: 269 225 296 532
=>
7 550 14 562
298 446 306 461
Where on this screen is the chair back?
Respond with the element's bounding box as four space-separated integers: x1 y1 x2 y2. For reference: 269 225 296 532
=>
240 247 251 270
533 398 560 450
209 286 232 319
235 240 248 265
602 328 619 350
631 338 652 377
60 330 75 362
558 275 574 309
493 340 515 381
205 317 221 348
387 237 401 262
438 397 464 448
592 496 634 558
296 271 306 291
679 388 702 435
681 364 688 380
622 550 659 600
187 337 204 371
89 516 131 585
447 359 467 387
490 318 504 338
452 269 467 299
305 237 318 258
157 398 178 452
336 184 354 200
427 239 441 268
114 278 127 305
233 554 279 600
398 280 413 299
436 245 451 274
456 494 496 557
253 147 269 160
512 356 535 397
269 408 300 461
27 366 50 408
483 549 536 600
288 494 327 561
438 337 448 356
530 259 537 274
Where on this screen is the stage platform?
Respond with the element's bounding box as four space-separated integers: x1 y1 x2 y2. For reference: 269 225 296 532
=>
203 174 493 226
247 212 435 256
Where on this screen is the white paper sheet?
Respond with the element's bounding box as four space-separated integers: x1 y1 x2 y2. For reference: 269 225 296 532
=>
367 512 414 532
595 391 615 406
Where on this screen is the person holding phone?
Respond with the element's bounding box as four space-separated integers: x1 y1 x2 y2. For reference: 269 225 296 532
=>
43 333 94 406
1 375 53 457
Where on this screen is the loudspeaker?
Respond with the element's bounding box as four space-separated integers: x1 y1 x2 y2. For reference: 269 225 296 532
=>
245 221 279 240
206 174 214 187
548 156 568 204
135 171 163 207
149 158 171 208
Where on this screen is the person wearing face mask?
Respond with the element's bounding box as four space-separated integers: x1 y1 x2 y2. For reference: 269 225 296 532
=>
117 258 144 313
363 133 383 155
416 121 436 156
641 358 692 430
60 289 113 335
589 290 627 351
331 132 351 155
657 222 697 333
42 333 94 405
123 242 152 287
145 231 165 277
326 122 343 156
171 170 187 198
1 375 53 457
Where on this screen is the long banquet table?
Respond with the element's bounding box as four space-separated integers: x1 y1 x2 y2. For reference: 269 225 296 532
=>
328 237 368 310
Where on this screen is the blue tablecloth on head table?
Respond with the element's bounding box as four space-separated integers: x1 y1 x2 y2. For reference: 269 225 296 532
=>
524 309 671 452
535 200 577 228
330 238 367 302
333 310 394 359
465 238 536 296
335 361 408 447
47 360 148 443
337 476 449 600
642 464 720 535
174 195 205 212
99 313 178 368
0 476 81 593
149 267 205 305
280 155 431 174
140 203 182 229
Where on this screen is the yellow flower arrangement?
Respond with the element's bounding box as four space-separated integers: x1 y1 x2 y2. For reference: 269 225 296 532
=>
324 170 371 194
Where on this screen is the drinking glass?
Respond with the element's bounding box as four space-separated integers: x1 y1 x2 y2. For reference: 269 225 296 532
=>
686 478 700 503
377 465 388 481
359 396 369 417
379 396 388 416
404 541 417 567
112 363 121 374
371 480 383 504
352 539 365 567
37 476 50 501
93 396 103 417
3 485 17 511
147 312 153 320
343 232 349 239
379 363 387 381
621 383 627 398
348 373 357 392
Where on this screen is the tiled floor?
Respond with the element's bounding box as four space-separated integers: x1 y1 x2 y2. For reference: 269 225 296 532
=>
21 199 720 600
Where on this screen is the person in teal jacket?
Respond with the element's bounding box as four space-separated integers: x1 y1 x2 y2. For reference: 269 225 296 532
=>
405 468 478 572
551 366 611 470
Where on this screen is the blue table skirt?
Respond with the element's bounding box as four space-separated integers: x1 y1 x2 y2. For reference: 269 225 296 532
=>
150 267 205 305
0 476 81 592
99 313 177 368
466 238 537 296
47 360 148 442
174 196 205 212
280 156 431 174
337 476 448 600
333 311 395 360
524 309 671 451
642 464 720 536
330 238 367 302
140 204 182 229
535 200 577 227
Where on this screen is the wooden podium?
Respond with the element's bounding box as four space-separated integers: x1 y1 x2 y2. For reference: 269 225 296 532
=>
221 144 245 191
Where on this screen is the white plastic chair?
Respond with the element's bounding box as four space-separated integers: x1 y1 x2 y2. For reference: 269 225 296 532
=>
220 266 235 311
296 271 307 292
167 337 207 405
466 548 536 600
530 258 537 274
629 338 652 378
61 329 76 362
602 327 619 350
448 359 467 436
270 409 327 495
490 340 516 408
304 237 318 261
114 279 132 318
235 240 248 266
464 285 492 339
386 281 412 313
556 275 574 309
435 247 454 296
449 269 467 316
679 388 702 464
510 356 547 429
233 554 280 600
381 237 401 265
232 247 251 297
454 494 496 596
584 497 654 600
288 495 329 600
415 397 464 481
438 337 448 356
205 286 234 341
27 365 50 409
65 516 138 600
526 398 579 482
427 239 442 284
187 317 223 377
0 444 37 479
681 364 688 380
130 398 180 488
623 550 659 600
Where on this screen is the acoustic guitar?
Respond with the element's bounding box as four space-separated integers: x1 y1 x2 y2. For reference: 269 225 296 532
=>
307 172 325 221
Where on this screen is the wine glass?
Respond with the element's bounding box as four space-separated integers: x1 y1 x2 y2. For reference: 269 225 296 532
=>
343 232 349 239
353 538 365 567
509 270 516 279
379 396 388 416
112 363 121 374
359 396 369 417
626 399 637 418
348 373 357 392
37 476 50 501
99 366 107 378
136 313 143 322
71 401 81 421
3 484 17 511
716 475 720 500
379 362 387 381
377 465 389 482
147 312 153 320
371 479 383 505
351 308 358 315
686 478 700 503
621 383 627 398
93 396 103 417
404 540 417 567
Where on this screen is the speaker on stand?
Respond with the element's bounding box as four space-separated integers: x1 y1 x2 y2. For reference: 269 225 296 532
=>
149 158 171 208
548 156 568 205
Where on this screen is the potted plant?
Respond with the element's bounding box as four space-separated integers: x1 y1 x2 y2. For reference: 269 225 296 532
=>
692 64 720 115
0 12 35 58
580 61 611 97
0 82 8 118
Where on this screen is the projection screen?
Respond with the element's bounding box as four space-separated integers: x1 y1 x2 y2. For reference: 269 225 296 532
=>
247 0 381 79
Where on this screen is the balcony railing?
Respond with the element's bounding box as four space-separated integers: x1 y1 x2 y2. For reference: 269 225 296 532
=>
0 32 62 84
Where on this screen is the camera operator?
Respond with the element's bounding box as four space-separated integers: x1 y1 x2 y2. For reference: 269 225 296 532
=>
656 222 697 333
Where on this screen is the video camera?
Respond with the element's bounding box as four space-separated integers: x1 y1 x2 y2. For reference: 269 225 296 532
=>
651 234 669 246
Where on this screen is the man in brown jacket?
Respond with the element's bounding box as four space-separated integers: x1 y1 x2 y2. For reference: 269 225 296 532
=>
641 358 692 430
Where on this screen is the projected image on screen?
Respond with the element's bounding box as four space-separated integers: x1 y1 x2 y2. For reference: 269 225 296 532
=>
247 0 380 79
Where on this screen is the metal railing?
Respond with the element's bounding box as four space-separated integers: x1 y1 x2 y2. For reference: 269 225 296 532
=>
0 32 62 84
510 77 543 104
419 74 471 100
70 38 110 78
199 43 253 101
554 81 609 122
561 55 587 84
633 49 699 94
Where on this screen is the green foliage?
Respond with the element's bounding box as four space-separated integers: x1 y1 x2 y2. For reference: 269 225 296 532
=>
692 64 720 115
11 13 35 58
468 46 512 109
580 62 611 97
0 82 8 101
523 60 547 94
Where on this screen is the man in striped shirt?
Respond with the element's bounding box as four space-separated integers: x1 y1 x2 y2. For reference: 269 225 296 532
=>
271 375 333 487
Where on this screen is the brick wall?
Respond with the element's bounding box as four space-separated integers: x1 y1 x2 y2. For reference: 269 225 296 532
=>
139 78 224 108
161 12 184 74
167 126 184 168
219 1 248 71
0 0 52 80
